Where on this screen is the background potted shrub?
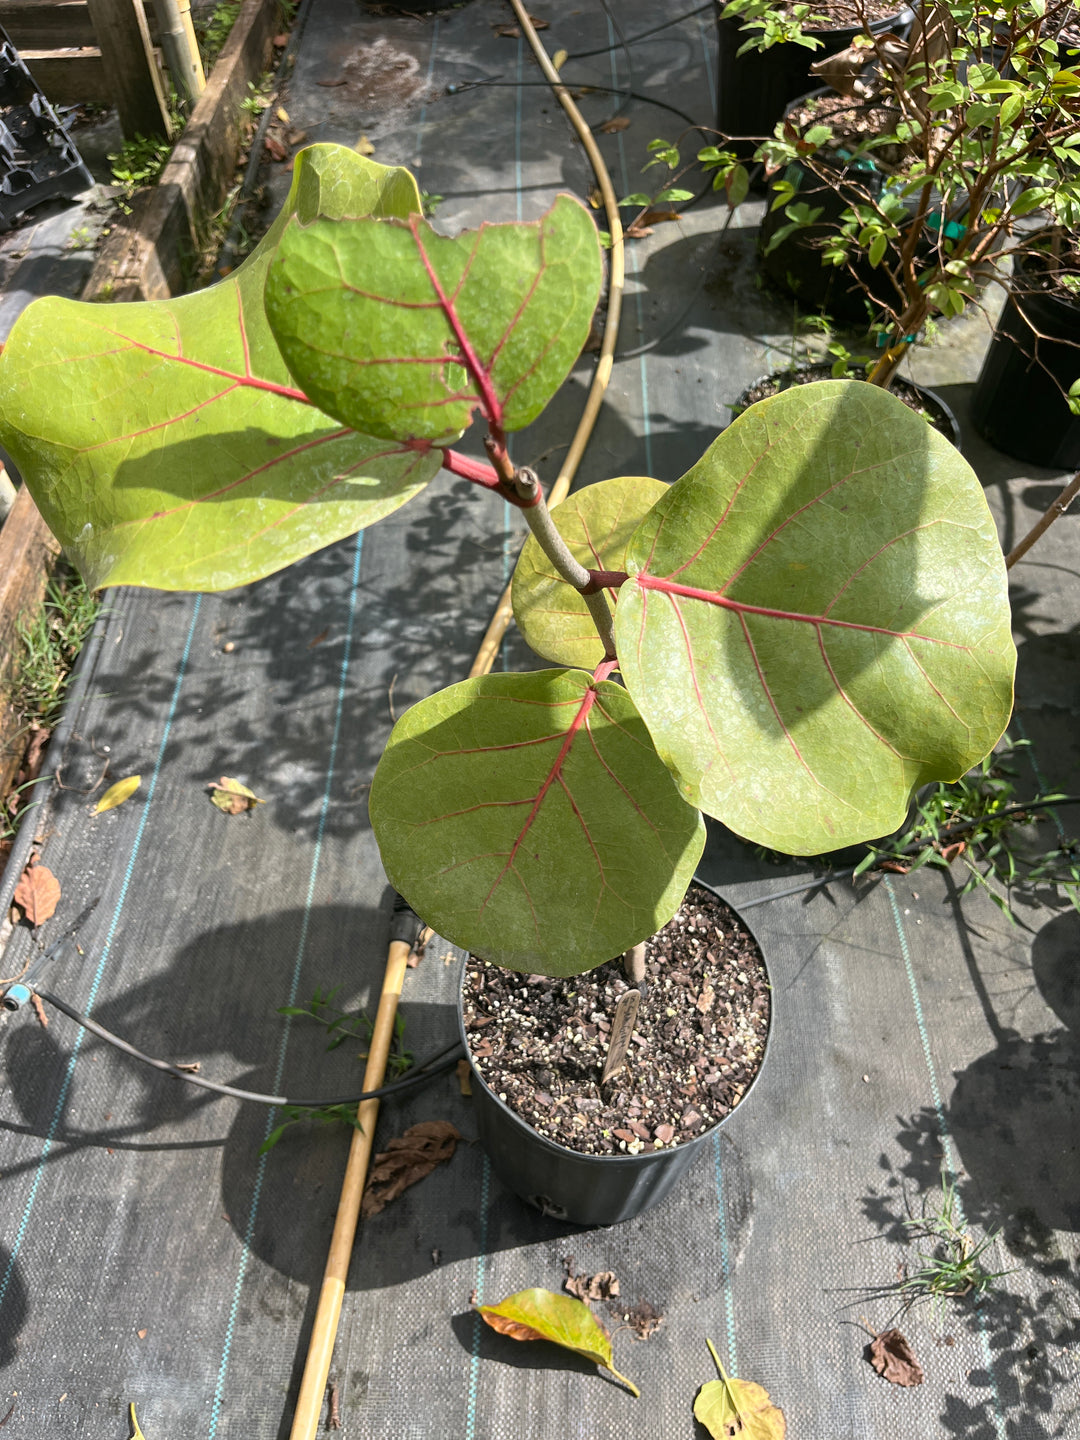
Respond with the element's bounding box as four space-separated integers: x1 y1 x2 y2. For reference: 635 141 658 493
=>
0 143 1016 1222
752 0 1080 392
657 0 1080 421
715 0 914 159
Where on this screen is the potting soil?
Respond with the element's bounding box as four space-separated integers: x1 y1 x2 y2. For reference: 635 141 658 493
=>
1 1 1078 1437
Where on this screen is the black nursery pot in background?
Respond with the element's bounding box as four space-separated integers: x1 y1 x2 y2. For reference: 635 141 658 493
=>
758 151 912 324
971 269 1080 470
715 1 912 157
457 881 773 1228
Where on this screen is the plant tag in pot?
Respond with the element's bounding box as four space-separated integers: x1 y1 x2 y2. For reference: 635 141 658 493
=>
601 988 641 1085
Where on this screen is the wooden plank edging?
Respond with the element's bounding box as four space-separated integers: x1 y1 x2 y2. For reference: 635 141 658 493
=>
85 0 277 301
0 485 62 801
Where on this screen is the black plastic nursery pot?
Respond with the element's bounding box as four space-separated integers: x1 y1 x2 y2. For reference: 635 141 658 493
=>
970 265 1080 470
715 1 912 157
759 151 914 325
735 364 963 449
456 881 773 1227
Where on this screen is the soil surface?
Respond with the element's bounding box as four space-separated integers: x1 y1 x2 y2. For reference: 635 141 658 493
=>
809 0 908 26
1018 250 1080 307
758 0 904 27
462 886 770 1157
741 365 958 441
787 91 905 161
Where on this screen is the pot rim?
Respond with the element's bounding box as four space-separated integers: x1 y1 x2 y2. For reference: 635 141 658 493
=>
456 876 775 1169
717 2 914 38
732 365 963 448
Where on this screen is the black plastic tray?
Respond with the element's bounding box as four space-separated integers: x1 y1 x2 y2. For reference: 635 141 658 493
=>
0 30 92 231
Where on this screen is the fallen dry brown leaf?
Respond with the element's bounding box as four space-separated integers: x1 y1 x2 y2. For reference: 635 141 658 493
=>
362 1121 461 1217
868 1328 925 1387
564 1263 620 1302
598 116 631 133
13 859 61 927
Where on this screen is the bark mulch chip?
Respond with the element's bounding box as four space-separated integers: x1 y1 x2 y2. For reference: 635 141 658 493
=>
463 885 770 1157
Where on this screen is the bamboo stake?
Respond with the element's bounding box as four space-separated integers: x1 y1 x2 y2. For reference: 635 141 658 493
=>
468 0 624 680
288 937 412 1439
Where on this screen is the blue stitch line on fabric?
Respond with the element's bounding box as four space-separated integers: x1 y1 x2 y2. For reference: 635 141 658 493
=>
0 595 202 1316
208 533 364 1439
884 876 1007 1439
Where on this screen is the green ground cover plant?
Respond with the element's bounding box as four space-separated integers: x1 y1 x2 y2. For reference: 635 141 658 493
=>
0 143 1016 979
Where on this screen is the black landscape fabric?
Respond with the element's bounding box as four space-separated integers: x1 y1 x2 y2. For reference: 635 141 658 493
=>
1 1 1078 1436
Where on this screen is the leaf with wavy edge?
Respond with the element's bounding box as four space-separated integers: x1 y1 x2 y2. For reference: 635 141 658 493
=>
479 1289 639 1396
616 381 1015 855
369 666 704 975
0 145 439 592
512 475 666 669
263 195 602 444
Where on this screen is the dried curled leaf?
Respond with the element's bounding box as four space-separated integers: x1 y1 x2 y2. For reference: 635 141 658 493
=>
868 1329 925 1387
208 777 264 814
694 1340 785 1438
13 860 60 927
362 1120 460 1217
478 1288 639 1396
95 775 141 813
564 1267 620 1302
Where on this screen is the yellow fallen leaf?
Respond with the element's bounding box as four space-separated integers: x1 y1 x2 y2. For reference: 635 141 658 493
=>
95 775 141 813
208 777 264 814
276 106 290 123
129 1403 146 1439
355 134 375 156
694 1340 785 1438
552 48 568 71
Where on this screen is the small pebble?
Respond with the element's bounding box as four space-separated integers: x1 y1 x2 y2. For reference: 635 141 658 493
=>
862 1074 870 1083
223 641 235 653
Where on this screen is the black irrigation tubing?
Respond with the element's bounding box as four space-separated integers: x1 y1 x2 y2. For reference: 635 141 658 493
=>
568 1 715 60
26 794 1080 1092
31 987 466 1109
444 79 707 135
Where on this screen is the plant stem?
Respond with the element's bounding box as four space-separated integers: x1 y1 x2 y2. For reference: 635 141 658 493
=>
439 447 503 490
1005 471 1080 568
514 468 618 659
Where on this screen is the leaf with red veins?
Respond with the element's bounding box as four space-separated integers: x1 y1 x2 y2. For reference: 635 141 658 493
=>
616 380 1015 856
264 194 602 446
0 145 439 591
369 667 704 976
513 474 666 670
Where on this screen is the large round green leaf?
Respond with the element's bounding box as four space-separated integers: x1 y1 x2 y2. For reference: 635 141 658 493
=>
512 474 666 668
369 669 705 975
616 380 1015 855
0 145 439 591
263 195 602 444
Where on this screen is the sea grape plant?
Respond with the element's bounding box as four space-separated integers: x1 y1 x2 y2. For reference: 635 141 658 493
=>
0 144 1016 976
